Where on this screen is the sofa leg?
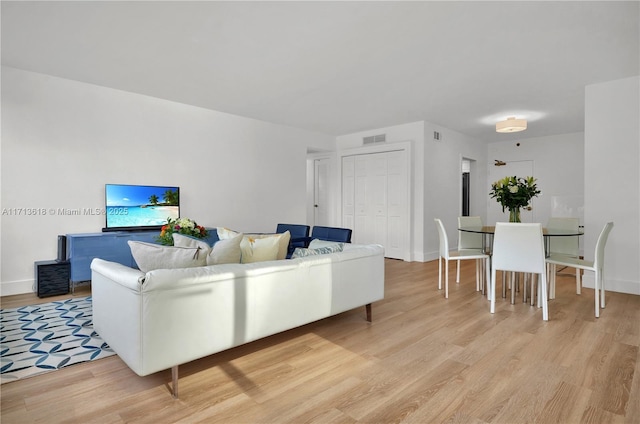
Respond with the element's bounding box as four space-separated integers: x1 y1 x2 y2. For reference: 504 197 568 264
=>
171 365 179 399
365 303 372 322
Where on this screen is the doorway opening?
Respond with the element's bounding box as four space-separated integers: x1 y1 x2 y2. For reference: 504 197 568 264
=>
461 158 473 216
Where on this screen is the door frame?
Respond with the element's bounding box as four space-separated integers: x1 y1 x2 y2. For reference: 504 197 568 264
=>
337 141 413 261
313 157 331 227
306 152 336 227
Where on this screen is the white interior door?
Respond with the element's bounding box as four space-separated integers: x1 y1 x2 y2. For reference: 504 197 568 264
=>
488 160 535 224
314 158 330 227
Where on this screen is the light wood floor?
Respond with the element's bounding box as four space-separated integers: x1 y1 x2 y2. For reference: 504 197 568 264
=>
1 259 639 423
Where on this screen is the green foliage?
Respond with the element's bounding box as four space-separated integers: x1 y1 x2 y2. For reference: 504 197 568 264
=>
489 176 540 212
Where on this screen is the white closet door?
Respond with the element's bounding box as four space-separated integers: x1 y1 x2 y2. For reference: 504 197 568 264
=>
369 153 388 247
354 155 370 243
342 156 355 230
385 150 407 259
343 150 407 259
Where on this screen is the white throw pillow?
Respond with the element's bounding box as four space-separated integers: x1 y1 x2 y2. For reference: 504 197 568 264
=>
240 236 281 263
128 241 207 273
172 233 211 251
174 232 243 265
217 227 240 240
218 228 290 260
208 232 243 265
244 231 290 260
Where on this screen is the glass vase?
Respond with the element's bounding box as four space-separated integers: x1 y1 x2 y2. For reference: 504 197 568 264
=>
509 208 521 223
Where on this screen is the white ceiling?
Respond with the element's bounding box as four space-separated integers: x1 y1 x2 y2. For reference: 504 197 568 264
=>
2 1 638 141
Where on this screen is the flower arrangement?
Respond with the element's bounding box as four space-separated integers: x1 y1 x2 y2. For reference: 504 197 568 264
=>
489 176 541 222
156 217 208 245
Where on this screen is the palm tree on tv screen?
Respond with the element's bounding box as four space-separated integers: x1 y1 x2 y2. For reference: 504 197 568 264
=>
163 189 178 206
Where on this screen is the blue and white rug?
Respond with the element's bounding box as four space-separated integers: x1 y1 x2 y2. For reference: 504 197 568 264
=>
0 296 114 384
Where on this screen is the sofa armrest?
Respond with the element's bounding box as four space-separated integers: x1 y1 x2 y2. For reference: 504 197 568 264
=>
91 258 145 291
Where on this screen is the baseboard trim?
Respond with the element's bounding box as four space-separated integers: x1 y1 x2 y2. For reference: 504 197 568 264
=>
0 279 35 297
582 274 640 296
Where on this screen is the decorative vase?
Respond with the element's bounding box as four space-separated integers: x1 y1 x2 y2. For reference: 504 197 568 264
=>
509 208 521 223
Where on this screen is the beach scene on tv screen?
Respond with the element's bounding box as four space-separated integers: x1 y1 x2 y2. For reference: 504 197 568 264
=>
106 185 179 228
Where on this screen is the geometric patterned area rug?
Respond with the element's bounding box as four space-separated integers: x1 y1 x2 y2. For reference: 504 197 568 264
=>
0 296 114 384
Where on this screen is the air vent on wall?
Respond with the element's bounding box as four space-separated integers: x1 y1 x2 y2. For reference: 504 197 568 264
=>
363 134 386 145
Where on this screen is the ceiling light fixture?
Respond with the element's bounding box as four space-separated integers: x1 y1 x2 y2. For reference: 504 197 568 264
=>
496 117 527 133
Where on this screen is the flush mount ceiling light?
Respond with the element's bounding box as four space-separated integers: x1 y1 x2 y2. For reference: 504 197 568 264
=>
496 117 527 133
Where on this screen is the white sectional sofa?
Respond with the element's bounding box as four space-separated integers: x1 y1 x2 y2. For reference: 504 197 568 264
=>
90 243 384 397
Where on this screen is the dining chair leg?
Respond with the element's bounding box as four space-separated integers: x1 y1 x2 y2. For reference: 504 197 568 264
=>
548 264 558 299
594 268 600 318
540 271 549 321
485 259 488 292
482 258 489 296
456 260 461 283
502 272 507 298
438 256 442 290
546 270 551 305
445 258 449 299
537 273 541 306
490 267 497 314
530 273 537 306
484 257 490 297
553 264 557 298
552 264 558 299
575 268 581 295
473 260 477 290
546 263 550 296
600 268 606 309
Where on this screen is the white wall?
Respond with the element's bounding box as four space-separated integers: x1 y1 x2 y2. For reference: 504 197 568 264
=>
1 67 335 295
423 122 488 261
487 133 585 227
584 76 640 295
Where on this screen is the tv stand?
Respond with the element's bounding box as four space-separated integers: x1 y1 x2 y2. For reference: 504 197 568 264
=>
66 231 159 290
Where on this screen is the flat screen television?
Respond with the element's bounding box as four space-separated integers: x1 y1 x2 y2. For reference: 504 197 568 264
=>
103 184 180 232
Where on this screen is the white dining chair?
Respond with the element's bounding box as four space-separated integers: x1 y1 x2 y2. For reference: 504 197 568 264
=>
490 222 549 321
546 217 581 298
545 222 613 318
434 219 490 298
457 216 486 291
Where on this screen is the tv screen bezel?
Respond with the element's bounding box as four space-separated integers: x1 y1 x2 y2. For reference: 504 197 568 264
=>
102 183 180 232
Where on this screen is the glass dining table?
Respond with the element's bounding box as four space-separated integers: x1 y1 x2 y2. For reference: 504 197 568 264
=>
458 224 584 303
458 225 584 257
